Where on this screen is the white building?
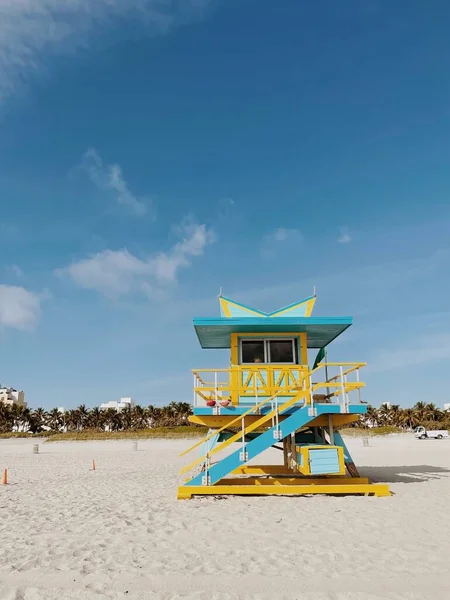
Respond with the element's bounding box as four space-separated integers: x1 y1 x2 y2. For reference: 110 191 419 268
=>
0 386 27 408
444 403 450 412
100 397 135 412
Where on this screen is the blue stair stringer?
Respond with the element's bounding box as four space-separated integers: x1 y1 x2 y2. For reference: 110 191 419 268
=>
186 405 312 487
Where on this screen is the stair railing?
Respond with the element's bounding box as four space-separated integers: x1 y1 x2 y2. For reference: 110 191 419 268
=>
180 378 308 459
180 383 310 477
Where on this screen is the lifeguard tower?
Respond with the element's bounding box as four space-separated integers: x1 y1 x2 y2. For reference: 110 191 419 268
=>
178 294 389 499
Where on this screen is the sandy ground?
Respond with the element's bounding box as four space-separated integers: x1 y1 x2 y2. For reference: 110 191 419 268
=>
0 434 449 600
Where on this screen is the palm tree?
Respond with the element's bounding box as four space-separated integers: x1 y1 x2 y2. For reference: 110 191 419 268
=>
121 405 133 430
47 408 63 432
399 408 419 430
389 405 402 427
413 402 427 423
86 407 104 431
28 407 47 433
75 405 89 431
131 405 148 429
65 409 79 432
103 408 118 432
0 403 13 433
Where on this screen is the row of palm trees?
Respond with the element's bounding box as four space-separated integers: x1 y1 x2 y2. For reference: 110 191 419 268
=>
0 402 193 434
359 402 450 430
1 400 449 435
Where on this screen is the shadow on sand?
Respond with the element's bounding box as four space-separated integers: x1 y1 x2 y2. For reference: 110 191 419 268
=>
359 465 450 484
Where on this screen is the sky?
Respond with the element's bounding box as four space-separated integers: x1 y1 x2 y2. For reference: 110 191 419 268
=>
1 0 450 410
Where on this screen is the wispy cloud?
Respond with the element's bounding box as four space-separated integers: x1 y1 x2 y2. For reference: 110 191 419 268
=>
212 247 450 319
56 220 216 298
81 148 149 217
369 332 450 373
0 0 212 106
5 265 23 277
261 227 302 258
0 284 42 331
338 227 352 243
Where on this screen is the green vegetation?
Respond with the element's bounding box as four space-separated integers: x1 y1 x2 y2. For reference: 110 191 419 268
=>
45 426 208 442
1 399 448 441
340 426 404 437
355 402 450 432
0 401 197 436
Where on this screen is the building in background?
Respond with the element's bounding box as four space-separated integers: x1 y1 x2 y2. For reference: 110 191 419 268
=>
444 403 450 412
0 386 27 408
100 397 135 412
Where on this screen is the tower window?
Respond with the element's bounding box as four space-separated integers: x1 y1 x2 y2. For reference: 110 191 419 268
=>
268 340 295 363
241 340 265 363
240 338 297 364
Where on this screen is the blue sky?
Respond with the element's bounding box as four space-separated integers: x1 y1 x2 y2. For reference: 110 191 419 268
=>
1 0 450 410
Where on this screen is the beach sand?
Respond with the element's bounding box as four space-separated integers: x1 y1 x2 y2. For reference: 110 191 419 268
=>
1 434 449 600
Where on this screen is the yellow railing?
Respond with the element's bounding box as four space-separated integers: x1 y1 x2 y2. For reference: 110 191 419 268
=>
192 365 309 406
310 363 366 406
192 362 366 407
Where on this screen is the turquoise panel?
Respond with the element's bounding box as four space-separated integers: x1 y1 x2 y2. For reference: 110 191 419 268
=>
193 317 352 349
228 306 264 318
309 448 340 475
296 453 304 467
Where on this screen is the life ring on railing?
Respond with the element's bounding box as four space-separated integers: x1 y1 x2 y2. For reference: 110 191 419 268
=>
219 399 231 407
206 399 216 407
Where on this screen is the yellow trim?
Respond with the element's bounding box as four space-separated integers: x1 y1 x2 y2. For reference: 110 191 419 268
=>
305 297 316 317
219 297 263 318
189 414 291 428
231 465 294 475
177 481 390 499
230 334 239 404
233 331 302 338
300 333 308 365
219 297 232 317
220 476 370 485
188 412 360 429
270 296 316 318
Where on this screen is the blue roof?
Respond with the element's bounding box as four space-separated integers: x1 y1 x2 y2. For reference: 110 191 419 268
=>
193 317 352 349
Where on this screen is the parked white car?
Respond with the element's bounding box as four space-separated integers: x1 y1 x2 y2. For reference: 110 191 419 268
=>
414 426 449 440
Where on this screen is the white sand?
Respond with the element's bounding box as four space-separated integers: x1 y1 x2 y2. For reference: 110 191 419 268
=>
0 434 449 600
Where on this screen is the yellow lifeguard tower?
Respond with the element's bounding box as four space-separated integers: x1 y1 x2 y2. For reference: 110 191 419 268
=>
178 294 389 499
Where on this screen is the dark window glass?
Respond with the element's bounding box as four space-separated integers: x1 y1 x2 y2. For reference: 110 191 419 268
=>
241 340 265 363
268 340 294 363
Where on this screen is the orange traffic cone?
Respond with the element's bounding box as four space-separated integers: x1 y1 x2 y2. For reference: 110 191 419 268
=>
1 469 7 485
91 460 96 471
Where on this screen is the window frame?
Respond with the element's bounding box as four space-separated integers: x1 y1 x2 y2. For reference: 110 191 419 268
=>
239 337 298 365
240 338 267 364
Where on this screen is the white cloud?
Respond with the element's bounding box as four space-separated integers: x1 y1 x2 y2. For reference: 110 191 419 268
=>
0 284 41 331
338 227 352 243
57 221 216 297
81 148 149 216
0 0 212 106
261 228 302 258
